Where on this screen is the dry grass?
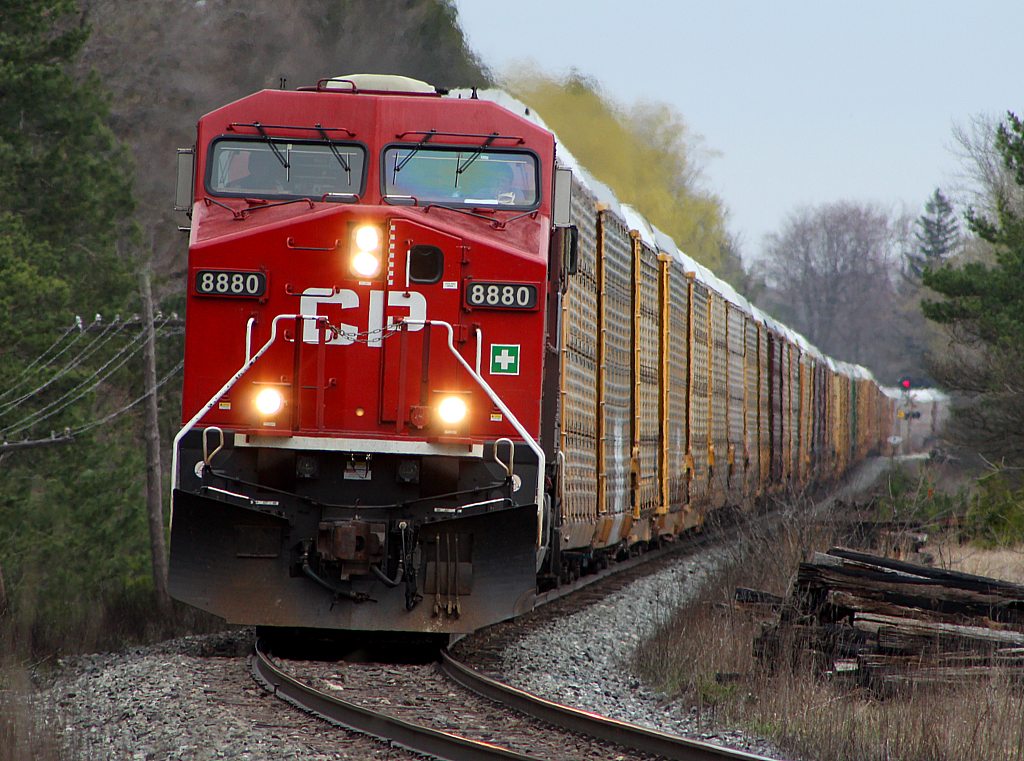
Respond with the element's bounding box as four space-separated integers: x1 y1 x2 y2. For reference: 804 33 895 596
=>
929 542 1024 585
0 627 74 761
635 488 1024 761
747 665 1024 760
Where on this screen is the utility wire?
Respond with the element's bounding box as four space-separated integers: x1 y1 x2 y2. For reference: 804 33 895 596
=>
71 360 184 436
1 316 174 438
0 318 128 416
0 318 86 404
0 317 182 417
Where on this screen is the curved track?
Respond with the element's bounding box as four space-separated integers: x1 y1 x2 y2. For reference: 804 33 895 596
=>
250 639 539 761
439 651 771 761
251 638 778 761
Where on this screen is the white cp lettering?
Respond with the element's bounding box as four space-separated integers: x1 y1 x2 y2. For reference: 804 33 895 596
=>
299 288 427 347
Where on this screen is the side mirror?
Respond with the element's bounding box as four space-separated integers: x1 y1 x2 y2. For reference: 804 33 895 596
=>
552 166 572 226
175 148 195 212
552 224 579 295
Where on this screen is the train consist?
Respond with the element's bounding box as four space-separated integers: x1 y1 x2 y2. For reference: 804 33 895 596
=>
168 75 893 636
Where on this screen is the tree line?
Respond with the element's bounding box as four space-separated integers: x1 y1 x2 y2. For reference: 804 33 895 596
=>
2 0 1022 656
752 113 1024 471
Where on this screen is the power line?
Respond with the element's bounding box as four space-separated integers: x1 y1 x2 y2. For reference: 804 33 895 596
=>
0 359 183 454
0 318 86 404
0 315 183 417
0 316 175 438
0 431 75 454
0 318 129 416
1 313 186 448
71 360 184 436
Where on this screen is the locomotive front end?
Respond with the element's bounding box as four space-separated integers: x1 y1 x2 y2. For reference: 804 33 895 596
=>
168 76 559 634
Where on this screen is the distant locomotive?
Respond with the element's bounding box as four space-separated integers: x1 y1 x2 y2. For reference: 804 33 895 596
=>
168 75 893 636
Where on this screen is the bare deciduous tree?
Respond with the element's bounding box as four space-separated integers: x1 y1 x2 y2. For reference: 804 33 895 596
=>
756 201 908 380
949 114 1024 222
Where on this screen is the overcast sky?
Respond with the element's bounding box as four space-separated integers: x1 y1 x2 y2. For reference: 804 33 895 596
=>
453 1 1022 262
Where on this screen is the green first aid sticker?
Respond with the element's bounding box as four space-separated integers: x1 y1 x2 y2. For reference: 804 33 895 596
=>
490 344 520 375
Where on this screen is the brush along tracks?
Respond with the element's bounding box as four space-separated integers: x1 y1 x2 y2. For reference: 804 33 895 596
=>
251 638 774 761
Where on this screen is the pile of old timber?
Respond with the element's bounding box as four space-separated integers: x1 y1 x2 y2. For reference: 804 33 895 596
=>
746 547 1024 695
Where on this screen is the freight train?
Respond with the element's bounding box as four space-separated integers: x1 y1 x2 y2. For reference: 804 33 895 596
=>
168 74 893 636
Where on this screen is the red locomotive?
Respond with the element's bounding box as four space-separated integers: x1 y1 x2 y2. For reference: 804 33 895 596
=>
169 75 893 637
170 75 569 634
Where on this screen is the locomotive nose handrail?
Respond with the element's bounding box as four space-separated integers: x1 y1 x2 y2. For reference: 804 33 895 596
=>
403 318 546 550
171 313 547 555
170 313 328 506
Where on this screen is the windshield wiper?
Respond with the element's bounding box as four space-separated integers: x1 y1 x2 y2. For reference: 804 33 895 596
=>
392 130 436 183
315 123 351 178
252 122 289 169
455 133 498 184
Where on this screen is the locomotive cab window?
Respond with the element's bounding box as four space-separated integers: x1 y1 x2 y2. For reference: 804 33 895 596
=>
207 138 367 200
382 146 539 209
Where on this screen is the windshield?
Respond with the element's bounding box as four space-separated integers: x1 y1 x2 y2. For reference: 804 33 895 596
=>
208 138 366 199
382 146 538 208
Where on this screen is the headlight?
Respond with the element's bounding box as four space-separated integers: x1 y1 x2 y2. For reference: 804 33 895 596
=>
255 388 283 415
349 223 384 279
354 225 380 252
352 250 381 278
438 396 467 425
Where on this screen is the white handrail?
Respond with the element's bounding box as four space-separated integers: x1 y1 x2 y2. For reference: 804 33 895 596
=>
405 318 546 548
170 313 547 554
169 314 326 524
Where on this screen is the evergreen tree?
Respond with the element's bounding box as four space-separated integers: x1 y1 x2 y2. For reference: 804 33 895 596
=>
924 116 1024 351
0 0 138 390
906 188 959 281
0 0 135 303
0 1 151 651
923 113 1024 464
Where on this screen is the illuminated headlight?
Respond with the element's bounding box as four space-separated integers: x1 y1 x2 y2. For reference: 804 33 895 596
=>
349 224 383 279
352 250 381 278
438 396 467 425
354 225 380 252
255 388 283 415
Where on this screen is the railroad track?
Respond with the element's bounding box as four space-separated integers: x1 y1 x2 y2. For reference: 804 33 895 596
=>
250 638 777 761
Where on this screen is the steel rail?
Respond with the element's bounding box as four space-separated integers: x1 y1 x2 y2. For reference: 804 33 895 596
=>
250 639 544 761
439 651 776 761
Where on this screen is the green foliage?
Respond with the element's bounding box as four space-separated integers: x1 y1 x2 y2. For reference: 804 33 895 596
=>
0 413 155 654
876 465 967 529
876 464 1024 547
0 0 136 271
502 67 728 270
0 0 137 364
961 471 1024 547
923 115 1024 350
0 1 164 656
311 0 489 90
0 214 71 378
923 113 1024 465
